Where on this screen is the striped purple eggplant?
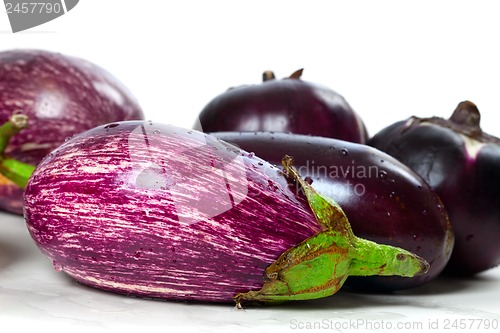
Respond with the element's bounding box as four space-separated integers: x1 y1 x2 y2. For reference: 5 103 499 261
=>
23 121 428 305
0 49 144 214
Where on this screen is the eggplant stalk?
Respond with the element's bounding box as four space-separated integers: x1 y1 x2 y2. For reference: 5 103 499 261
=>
0 113 36 188
234 156 429 307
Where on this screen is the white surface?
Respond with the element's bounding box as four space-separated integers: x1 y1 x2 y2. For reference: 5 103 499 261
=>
1 213 500 333
2 1 500 332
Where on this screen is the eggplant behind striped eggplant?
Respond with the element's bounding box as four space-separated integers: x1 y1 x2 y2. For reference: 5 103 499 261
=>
195 69 368 144
0 49 144 215
213 132 454 291
369 101 500 275
23 122 428 305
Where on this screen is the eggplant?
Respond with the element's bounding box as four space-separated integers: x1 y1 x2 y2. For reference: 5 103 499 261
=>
369 101 500 275
213 132 454 291
194 69 368 143
0 49 144 215
23 121 428 305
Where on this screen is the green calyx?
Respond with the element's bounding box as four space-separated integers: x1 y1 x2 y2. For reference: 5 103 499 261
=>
0 112 36 188
234 155 429 308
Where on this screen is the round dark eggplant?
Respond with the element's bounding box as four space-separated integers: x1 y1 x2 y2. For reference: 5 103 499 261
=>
0 49 144 214
369 101 500 275
195 69 368 143
214 131 454 291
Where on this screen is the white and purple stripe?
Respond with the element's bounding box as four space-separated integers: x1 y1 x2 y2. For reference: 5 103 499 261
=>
24 122 320 303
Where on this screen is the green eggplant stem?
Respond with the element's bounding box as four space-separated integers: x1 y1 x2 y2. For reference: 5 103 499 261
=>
233 155 429 308
0 112 36 188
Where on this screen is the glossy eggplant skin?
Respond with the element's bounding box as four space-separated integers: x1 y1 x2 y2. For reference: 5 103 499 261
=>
24 122 321 303
195 74 368 143
369 112 500 275
213 132 453 291
0 49 144 214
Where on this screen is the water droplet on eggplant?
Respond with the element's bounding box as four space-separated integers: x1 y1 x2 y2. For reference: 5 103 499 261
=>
52 260 62 272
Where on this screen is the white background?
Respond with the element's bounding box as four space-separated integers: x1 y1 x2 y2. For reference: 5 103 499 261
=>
1 1 500 333
1 1 500 136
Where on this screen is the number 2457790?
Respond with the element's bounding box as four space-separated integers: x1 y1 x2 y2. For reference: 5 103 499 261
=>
5 2 62 14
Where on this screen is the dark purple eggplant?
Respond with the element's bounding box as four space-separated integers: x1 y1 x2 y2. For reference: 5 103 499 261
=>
213 131 454 291
0 49 144 215
194 69 368 143
23 121 428 305
369 101 500 275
